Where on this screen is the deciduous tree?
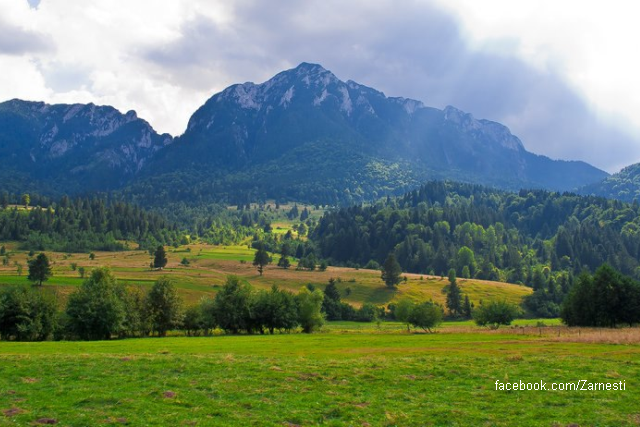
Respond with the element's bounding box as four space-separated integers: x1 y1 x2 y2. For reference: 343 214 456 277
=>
146 277 183 337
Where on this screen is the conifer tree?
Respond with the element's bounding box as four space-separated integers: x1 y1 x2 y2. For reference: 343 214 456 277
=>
446 268 462 317
381 254 402 288
253 245 271 276
153 246 168 269
28 253 52 286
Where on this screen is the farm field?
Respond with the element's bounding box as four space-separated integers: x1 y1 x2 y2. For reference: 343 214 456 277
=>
0 325 638 426
0 244 531 308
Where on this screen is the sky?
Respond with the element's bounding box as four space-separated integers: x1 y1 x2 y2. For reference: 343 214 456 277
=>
1 0 639 173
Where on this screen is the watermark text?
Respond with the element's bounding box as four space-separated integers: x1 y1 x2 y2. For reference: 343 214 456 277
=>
495 379 626 392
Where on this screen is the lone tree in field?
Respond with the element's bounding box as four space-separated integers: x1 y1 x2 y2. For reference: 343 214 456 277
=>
28 253 52 286
381 254 402 288
153 246 168 270
408 301 444 332
253 245 271 276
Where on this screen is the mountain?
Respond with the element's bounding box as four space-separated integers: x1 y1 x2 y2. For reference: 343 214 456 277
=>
0 63 608 205
580 163 640 203
140 62 607 205
0 99 171 195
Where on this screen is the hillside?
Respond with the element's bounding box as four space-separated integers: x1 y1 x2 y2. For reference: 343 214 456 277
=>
580 163 640 203
0 100 171 195
0 244 530 309
0 63 608 206
310 181 640 316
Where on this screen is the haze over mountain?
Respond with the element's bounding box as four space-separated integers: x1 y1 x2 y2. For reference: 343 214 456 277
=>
0 99 171 195
580 163 640 203
0 63 608 205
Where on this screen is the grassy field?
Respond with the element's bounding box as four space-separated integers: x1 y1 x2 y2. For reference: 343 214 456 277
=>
0 324 638 426
0 244 531 308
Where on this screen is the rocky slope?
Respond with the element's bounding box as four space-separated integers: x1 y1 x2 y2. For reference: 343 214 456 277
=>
0 63 609 204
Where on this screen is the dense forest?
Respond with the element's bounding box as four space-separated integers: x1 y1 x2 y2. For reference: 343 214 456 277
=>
311 181 640 316
0 192 181 252
580 163 640 203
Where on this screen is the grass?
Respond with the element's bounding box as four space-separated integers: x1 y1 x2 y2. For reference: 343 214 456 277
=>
0 325 638 426
0 244 531 308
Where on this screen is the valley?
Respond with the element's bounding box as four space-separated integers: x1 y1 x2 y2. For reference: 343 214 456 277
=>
1 61 639 427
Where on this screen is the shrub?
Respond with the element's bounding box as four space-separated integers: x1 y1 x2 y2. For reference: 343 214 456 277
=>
297 287 324 333
474 300 521 329
408 301 443 332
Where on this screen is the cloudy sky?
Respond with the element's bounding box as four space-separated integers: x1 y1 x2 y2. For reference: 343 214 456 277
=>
1 0 639 173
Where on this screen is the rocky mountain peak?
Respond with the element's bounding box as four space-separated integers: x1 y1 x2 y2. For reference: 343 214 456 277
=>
444 105 524 152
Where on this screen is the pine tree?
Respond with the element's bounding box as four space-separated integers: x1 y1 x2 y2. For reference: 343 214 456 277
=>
462 294 473 319
28 253 52 286
446 268 462 317
153 246 168 269
253 245 271 276
277 244 291 269
381 254 402 288
277 256 291 269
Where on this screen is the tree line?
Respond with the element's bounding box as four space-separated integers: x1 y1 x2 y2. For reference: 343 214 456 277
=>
0 194 182 252
311 181 640 316
0 269 329 341
561 264 640 327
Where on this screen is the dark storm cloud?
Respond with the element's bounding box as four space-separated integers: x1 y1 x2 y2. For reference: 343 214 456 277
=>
0 18 52 55
142 0 639 172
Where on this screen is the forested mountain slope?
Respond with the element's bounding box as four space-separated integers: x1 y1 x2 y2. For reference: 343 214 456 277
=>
136 63 607 205
0 64 607 206
312 181 640 281
580 163 640 203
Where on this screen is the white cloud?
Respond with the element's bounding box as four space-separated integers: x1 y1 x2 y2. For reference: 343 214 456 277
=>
1 0 639 171
434 0 640 166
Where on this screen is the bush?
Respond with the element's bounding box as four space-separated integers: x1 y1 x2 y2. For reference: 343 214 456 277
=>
473 300 521 329
408 301 443 332
297 287 324 333
364 260 380 270
182 305 206 336
356 303 378 322
252 285 299 334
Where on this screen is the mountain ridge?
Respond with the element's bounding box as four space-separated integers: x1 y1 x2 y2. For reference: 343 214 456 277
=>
0 62 609 205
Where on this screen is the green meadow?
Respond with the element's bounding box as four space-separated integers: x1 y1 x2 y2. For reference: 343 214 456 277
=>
1 244 636 425
1 326 638 426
